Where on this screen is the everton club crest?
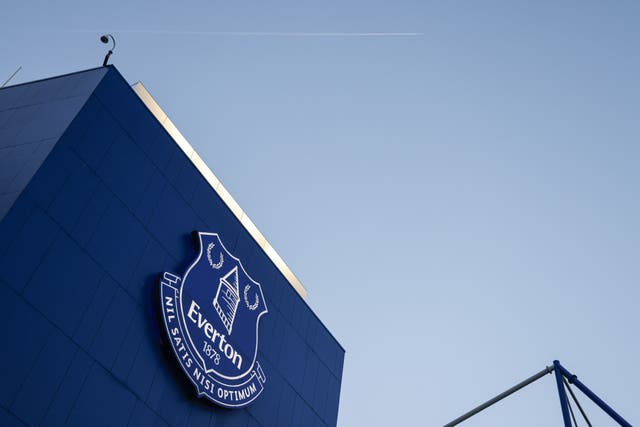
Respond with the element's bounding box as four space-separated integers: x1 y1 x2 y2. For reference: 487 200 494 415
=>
159 232 268 407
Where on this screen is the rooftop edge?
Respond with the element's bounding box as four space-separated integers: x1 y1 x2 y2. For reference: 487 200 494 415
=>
131 81 308 300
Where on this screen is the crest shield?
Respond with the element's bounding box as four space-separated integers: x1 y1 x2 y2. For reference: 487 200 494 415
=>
159 231 268 407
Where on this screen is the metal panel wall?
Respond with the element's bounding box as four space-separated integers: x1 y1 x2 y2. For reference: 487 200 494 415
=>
0 68 108 220
0 67 344 427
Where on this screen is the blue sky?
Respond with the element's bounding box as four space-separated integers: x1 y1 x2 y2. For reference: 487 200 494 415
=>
3 1 639 425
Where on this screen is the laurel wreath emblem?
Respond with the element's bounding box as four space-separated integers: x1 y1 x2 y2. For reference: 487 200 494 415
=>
206 243 224 269
244 285 259 311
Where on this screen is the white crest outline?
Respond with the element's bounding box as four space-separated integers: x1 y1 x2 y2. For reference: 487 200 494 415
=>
179 232 268 381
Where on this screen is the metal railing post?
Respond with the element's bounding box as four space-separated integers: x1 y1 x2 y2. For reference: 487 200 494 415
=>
553 360 573 427
556 363 632 427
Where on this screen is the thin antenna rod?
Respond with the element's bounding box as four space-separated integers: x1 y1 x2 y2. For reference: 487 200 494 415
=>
564 377 592 427
1 66 22 88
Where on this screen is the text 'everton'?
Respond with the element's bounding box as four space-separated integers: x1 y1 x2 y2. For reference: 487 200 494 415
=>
187 300 243 370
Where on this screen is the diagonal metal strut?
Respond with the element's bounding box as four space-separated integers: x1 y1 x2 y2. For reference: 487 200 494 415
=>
443 365 555 427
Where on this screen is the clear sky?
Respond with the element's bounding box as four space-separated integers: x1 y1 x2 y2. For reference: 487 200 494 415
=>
2 1 639 425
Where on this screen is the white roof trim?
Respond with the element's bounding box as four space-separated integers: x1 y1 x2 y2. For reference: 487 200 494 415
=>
132 82 308 299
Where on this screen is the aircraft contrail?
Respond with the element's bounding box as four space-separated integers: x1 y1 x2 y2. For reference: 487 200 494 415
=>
65 30 423 37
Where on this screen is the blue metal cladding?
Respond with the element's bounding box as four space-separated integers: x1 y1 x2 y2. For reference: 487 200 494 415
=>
0 68 108 220
0 66 344 427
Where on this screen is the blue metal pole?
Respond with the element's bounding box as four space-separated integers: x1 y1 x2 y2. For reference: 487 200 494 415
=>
556 364 632 427
553 360 573 427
